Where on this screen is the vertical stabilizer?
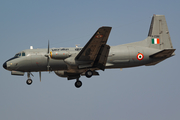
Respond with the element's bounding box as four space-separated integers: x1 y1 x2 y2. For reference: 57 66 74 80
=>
148 15 173 49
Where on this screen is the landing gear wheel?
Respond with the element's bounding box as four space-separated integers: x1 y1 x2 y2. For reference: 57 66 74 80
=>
75 80 82 88
85 70 93 78
26 79 33 85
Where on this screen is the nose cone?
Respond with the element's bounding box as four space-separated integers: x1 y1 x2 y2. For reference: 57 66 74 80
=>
3 62 7 69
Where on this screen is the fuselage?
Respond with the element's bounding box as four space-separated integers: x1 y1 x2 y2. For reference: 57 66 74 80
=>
2 15 175 88
3 43 161 73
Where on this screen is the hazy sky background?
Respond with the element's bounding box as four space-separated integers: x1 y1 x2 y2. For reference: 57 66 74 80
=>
0 0 179 120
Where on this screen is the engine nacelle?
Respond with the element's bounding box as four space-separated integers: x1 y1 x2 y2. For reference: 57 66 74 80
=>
54 71 67 77
50 51 70 60
54 71 80 80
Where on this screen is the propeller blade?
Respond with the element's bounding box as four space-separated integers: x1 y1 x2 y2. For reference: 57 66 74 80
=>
48 40 49 54
45 40 51 72
39 72 41 82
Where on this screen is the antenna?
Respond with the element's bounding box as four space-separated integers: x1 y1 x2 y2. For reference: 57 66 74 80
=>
75 44 80 48
30 46 33 49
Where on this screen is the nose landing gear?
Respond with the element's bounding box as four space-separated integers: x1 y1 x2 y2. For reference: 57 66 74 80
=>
26 79 33 85
26 72 33 85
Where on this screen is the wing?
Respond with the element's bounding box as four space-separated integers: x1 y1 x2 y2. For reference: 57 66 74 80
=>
75 26 112 63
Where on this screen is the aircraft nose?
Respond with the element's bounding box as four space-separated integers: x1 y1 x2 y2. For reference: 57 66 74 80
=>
3 62 7 69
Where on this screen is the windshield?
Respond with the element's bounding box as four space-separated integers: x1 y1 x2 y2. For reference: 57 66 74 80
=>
14 52 25 58
14 53 21 57
6 52 26 62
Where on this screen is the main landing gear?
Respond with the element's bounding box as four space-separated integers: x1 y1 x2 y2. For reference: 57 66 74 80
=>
74 70 93 88
85 70 93 78
75 79 82 88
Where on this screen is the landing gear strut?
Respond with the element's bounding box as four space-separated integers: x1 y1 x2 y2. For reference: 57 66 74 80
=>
75 79 82 88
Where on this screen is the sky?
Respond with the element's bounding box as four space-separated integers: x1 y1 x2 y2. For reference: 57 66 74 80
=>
0 0 180 120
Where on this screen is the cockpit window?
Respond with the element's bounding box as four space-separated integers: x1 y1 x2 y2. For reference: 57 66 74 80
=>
7 52 25 62
14 53 21 57
22 52 25 56
14 52 26 57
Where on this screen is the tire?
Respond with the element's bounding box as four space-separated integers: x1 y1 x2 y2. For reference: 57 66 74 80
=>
75 80 82 88
85 70 93 78
26 79 33 85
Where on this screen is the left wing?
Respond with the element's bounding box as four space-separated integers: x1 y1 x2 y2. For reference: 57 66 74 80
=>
75 26 112 69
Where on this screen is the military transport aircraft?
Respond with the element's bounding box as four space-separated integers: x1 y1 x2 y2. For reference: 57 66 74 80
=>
3 15 176 88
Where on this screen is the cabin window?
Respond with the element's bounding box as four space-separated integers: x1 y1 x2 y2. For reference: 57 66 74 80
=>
75 48 82 51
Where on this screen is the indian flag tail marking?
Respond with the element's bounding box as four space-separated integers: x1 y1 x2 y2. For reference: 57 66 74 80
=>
152 38 160 44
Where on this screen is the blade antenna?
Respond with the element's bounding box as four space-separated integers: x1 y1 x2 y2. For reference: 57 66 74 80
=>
39 71 41 82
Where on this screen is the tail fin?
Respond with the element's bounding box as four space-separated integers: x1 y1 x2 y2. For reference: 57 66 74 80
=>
148 15 173 49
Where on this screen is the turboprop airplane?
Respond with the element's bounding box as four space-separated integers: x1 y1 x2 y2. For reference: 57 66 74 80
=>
3 15 176 88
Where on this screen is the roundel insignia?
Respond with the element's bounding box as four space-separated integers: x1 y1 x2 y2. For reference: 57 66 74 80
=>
137 53 144 60
95 35 103 38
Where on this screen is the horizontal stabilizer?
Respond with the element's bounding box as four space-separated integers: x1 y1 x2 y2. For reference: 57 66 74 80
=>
145 59 166 66
149 49 175 58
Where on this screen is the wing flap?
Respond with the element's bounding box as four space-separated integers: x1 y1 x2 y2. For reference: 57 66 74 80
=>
92 45 110 70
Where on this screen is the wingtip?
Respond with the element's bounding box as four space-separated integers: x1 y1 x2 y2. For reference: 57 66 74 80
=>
101 26 112 28
99 26 112 30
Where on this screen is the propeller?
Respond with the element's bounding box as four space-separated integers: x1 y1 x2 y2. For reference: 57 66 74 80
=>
41 40 51 82
45 40 50 71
